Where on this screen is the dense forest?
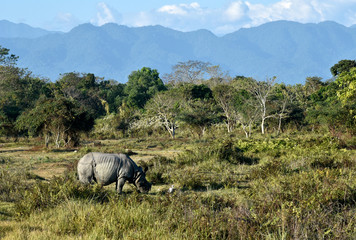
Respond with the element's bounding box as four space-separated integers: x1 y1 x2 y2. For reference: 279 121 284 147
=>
0 45 355 146
0 45 355 239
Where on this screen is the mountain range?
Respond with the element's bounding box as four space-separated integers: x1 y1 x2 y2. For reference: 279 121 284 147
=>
1 19 356 84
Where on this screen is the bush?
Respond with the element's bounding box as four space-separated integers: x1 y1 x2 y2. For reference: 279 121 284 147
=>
0 169 32 202
210 138 257 165
145 156 173 184
14 173 111 216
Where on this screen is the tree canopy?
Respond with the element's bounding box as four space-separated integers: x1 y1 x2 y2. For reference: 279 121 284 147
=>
124 67 166 109
330 59 356 77
0 45 355 144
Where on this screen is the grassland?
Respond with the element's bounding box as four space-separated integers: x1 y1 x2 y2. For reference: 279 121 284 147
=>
0 133 355 239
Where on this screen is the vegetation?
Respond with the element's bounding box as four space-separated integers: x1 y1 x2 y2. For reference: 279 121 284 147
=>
0 46 355 239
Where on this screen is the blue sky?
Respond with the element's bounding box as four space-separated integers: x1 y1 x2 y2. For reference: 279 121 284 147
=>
2 0 356 35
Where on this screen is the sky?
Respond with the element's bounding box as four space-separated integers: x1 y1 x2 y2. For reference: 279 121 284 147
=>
2 0 356 35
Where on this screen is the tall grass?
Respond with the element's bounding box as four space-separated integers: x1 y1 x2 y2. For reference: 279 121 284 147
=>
1 133 355 239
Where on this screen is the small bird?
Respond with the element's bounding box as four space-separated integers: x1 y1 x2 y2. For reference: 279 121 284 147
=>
168 185 175 193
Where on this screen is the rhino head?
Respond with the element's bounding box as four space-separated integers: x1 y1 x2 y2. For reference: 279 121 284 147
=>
134 166 152 193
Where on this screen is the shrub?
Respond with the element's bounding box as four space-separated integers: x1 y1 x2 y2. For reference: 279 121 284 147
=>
144 156 173 184
0 169 32 202
14 173 111 216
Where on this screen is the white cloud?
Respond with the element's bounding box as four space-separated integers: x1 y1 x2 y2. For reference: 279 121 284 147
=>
92 1 356 35
158 5 188 15
224 1 248 22
157 2 202 16
246 0 322 26
91 2 122 26
45 12 80 32
223 0 356 32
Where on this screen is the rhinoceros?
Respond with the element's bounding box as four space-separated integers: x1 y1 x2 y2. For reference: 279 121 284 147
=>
77 152 152 193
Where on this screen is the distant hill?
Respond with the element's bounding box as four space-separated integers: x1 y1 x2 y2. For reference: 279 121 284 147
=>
1 20 356 84
0 20 55 39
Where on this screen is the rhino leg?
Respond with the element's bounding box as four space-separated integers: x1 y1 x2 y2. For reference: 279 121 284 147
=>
116 178 126 193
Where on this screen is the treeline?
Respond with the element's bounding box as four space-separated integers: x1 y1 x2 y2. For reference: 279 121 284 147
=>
0 46 355 147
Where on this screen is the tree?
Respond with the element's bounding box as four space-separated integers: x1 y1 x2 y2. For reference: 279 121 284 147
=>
179 99 219 138
55 72 106 118
163 60 210 86
305 60 356 135
330 60 356 77
97 80 125 113
304 76 325 95
0 48 47 138
0 46 18 66
212 84 239 133
160 82 217 138
241 77 277 135
233 88 259 138
205 65 231 88
145 90 182 138
272 84 296 135
335 67 356 132
16 96 94 147
124 67 166 109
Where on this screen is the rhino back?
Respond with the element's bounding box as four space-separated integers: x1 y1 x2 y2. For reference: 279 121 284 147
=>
92 153 124 185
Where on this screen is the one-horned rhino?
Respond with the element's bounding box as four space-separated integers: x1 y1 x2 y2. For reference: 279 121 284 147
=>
77 152 151 193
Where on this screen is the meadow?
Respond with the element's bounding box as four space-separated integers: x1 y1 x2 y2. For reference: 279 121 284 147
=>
0 131 355 239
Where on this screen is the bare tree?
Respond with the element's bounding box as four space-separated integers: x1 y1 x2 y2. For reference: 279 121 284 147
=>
206 65 232 88
145 90 182 138
273 84 296 135
237 98 260 138
213 84 238 133
162 60 210 86
248 77 277 135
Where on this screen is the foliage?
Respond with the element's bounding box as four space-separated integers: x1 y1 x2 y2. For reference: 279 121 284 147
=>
1 132 355 239
144 89 182 138
335 67 356 123
0 168 31 202
97 80 125 113
163 60 210 86
16 95 94 147
91 113 122 139
54 72 106 118
0 45 18 66
330 59 356 77
304 76 325 94
0 66 48 137
212 84 238 132
307 78 355 135
91 102 139 139
124 67 166 109
14 173 111 216
179 99 220 138
2 48 356 239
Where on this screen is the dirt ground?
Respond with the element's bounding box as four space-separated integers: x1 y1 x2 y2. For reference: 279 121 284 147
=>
0 140 182 180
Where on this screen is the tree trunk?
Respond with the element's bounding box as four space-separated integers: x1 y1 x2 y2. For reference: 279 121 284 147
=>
226 120 234 133
277 115 282 135
248 122 252 138
171 126 175 138
55 131 61 148
261 117 265 135
167 125 176 139
242 124 249 138
45 133 50 148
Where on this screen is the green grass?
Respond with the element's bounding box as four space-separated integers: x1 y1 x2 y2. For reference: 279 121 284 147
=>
0 133 355 239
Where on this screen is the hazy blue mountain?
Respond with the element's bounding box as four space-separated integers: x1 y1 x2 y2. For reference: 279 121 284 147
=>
0 20 55 39
1 20 356 84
